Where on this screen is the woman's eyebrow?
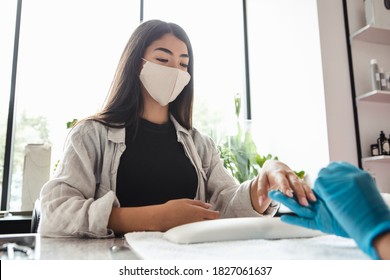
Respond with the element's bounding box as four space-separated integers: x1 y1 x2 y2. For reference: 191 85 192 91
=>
154 47 189 58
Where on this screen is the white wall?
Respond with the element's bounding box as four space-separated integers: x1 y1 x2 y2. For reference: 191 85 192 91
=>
248 0 330 186
316 0 359 166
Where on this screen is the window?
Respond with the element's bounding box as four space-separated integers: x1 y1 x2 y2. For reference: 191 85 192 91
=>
7 0 140 211
144 0 245 142
247 0 329 184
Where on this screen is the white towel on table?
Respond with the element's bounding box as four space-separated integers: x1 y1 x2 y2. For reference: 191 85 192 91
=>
125 232 367 260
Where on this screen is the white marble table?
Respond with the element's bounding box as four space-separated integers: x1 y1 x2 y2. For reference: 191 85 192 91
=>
39 236 139 260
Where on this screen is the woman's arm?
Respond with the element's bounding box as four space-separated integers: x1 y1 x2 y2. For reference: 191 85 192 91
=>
39 121 115 238
108 199 219 234
193 131 282 217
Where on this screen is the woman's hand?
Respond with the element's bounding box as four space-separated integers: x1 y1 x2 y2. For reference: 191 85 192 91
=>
250 160 316 214
108 199 219 234
156 199 220 231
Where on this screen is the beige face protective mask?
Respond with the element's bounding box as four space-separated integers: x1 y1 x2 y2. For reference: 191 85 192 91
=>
139 59 191 106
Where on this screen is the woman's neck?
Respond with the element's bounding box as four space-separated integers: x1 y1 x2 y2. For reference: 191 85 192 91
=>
142 94 169 124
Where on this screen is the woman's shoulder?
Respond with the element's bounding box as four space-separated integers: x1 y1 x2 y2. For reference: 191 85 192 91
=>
73 119 126 144
70 119 108 136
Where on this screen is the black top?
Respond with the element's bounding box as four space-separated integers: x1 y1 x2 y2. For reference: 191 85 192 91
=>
116 118 198 207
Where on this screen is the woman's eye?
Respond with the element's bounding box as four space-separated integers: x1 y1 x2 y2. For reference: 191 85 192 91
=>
156 58 168 63
180 63 189 68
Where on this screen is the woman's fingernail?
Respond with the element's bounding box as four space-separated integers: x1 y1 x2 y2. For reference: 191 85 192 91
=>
259 196 264 205
286 189 293 197
309 193 317 201
300 197 309 206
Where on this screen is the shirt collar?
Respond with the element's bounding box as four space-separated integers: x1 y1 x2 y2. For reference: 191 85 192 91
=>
169 114 191 136
107 125 125 144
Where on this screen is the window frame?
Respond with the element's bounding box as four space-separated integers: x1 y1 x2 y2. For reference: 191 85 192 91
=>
1 0 22 210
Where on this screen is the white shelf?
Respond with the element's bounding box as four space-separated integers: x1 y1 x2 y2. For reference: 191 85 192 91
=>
362 155 390 163
356 90 390 103
351 25 390 45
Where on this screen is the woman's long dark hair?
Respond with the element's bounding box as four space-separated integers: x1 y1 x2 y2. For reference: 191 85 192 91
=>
90 19 194 130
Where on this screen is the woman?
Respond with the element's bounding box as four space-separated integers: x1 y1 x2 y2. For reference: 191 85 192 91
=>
39 20 315 238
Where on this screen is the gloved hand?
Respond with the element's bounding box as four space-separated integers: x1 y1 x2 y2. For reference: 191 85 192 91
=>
269 190 348 237
314 161 390 259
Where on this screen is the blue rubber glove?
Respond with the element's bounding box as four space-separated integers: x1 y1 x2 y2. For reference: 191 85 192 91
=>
314 161 390 259
269 190 349 237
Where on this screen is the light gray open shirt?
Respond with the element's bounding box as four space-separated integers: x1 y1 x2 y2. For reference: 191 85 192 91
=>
39 116 278 238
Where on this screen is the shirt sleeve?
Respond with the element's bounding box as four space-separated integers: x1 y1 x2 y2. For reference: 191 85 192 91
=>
39 122 116 238
195 132 279 218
